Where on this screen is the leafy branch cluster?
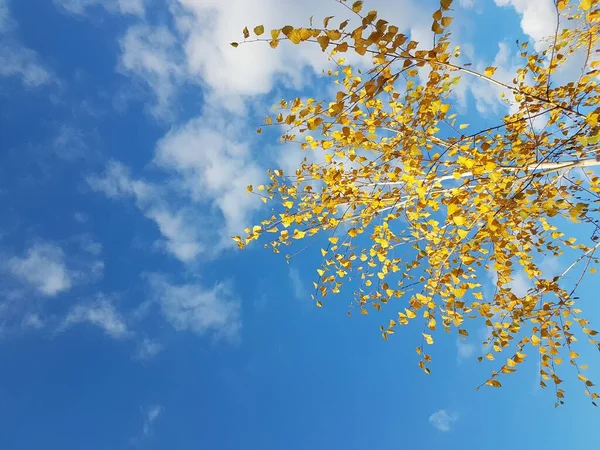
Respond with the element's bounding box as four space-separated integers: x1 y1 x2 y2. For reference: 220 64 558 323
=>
233 0 600 406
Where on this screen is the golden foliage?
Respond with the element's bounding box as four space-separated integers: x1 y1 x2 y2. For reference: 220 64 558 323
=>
234 0 600 406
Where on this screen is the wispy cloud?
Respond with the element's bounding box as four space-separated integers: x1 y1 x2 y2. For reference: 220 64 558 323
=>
118 24 184 118
136 337 163 360
87 161 204 263
63 295 130 338
54 0 145 16
155 110 265 247
0 237 104 334
494 0 556 48
142 404 162 437
148 274 241 342
456 339 476 360
8 243 72 296
21 313 45 330
288 267 307 301
0 0 55 87
88 105 266 261
429 409 458 432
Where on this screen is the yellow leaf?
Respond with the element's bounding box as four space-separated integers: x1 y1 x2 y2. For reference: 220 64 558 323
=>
293 229 306 239
247 185 253 192
283 201 293 209
316 301 323 308
288 29 302 44
423 333 434 345
328 237 339 244
507 358 516 367
453 216 466 226
485 379 502 388
441 17 453 27
428 318 436 330
531 334 541 346
570 351 579 359
360 309 368 315
447 203 459 216
457 229 469 239
484 66 497 76
243 27 250 38
406 309 416 319
352 0 363 13
230 42 239 48
453 287 467 298
254 25 265 36
459 123 469 130
580 0 592 10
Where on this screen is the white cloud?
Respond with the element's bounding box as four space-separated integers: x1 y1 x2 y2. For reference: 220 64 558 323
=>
52 125 92 161
74 212 89 223
459 0 476 8
288 267 307 301
136 337 163 360
114 0 433 115
148 274 241 341
486 267 531 297
118 24 184 117
155 111 265 246
87 161 204 262
456 339 476 360
0 40 53 87
429 409 458 432
63 296 130 338
468 42 519 115
8 243 72 296
0 0 10 32
87 160 152 199
22 313 45 330
142 404 162 437
494 0 556 48
0 238 104 333
0 1 54 87
171 0 431 103
145 208 203 262
54 0 144 16
506 271 531 297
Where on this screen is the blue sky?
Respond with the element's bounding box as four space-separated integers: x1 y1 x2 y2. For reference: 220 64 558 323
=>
0 0 599 449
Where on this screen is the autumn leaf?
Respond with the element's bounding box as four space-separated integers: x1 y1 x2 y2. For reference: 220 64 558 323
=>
484 66 497 76
352 1 363 13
